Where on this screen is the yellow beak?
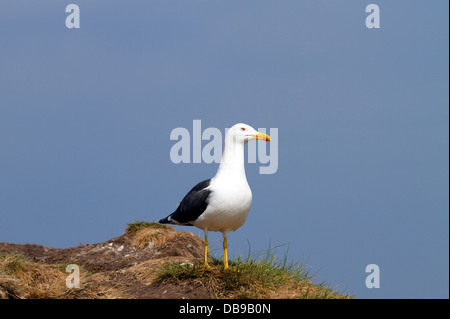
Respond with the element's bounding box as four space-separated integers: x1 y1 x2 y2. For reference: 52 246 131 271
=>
254 132 271 141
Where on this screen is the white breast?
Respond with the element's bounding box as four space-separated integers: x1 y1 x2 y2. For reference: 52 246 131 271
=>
192 176 252 233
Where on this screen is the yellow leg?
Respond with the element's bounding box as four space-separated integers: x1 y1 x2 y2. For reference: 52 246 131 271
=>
204 232 210 268
223 237 229 269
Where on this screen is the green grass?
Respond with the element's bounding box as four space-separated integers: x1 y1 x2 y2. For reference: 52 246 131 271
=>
155 245 351 299
1 253 28 277
126 221 172 236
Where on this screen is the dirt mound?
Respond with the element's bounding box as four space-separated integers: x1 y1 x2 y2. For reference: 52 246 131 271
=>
0 223 210 299
1 223 351 299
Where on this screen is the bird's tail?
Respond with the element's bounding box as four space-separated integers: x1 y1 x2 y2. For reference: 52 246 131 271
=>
158 215 194 226
158 216 173 224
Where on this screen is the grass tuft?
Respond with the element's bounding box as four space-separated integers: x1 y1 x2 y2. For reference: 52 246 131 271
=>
155 245 352 299
126 221 172 236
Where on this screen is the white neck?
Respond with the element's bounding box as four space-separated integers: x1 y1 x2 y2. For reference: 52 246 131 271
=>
214 136 247 181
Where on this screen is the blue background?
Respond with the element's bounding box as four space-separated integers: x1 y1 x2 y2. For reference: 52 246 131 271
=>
0 1 448 298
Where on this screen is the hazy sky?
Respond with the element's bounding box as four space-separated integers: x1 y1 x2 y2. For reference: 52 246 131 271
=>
0 1 448 298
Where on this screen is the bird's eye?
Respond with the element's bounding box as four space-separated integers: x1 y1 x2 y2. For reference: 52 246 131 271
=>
241 127 246 131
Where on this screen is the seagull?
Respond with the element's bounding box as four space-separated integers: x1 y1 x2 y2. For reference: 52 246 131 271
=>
159 123 271 269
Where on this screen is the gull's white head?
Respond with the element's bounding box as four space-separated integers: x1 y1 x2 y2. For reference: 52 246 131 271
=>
226 123 271 145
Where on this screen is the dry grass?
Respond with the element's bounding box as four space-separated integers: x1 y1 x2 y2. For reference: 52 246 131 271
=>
0 252 123 299
130 226 179 249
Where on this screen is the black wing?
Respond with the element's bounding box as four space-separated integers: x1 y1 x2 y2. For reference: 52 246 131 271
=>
159 179 212 226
